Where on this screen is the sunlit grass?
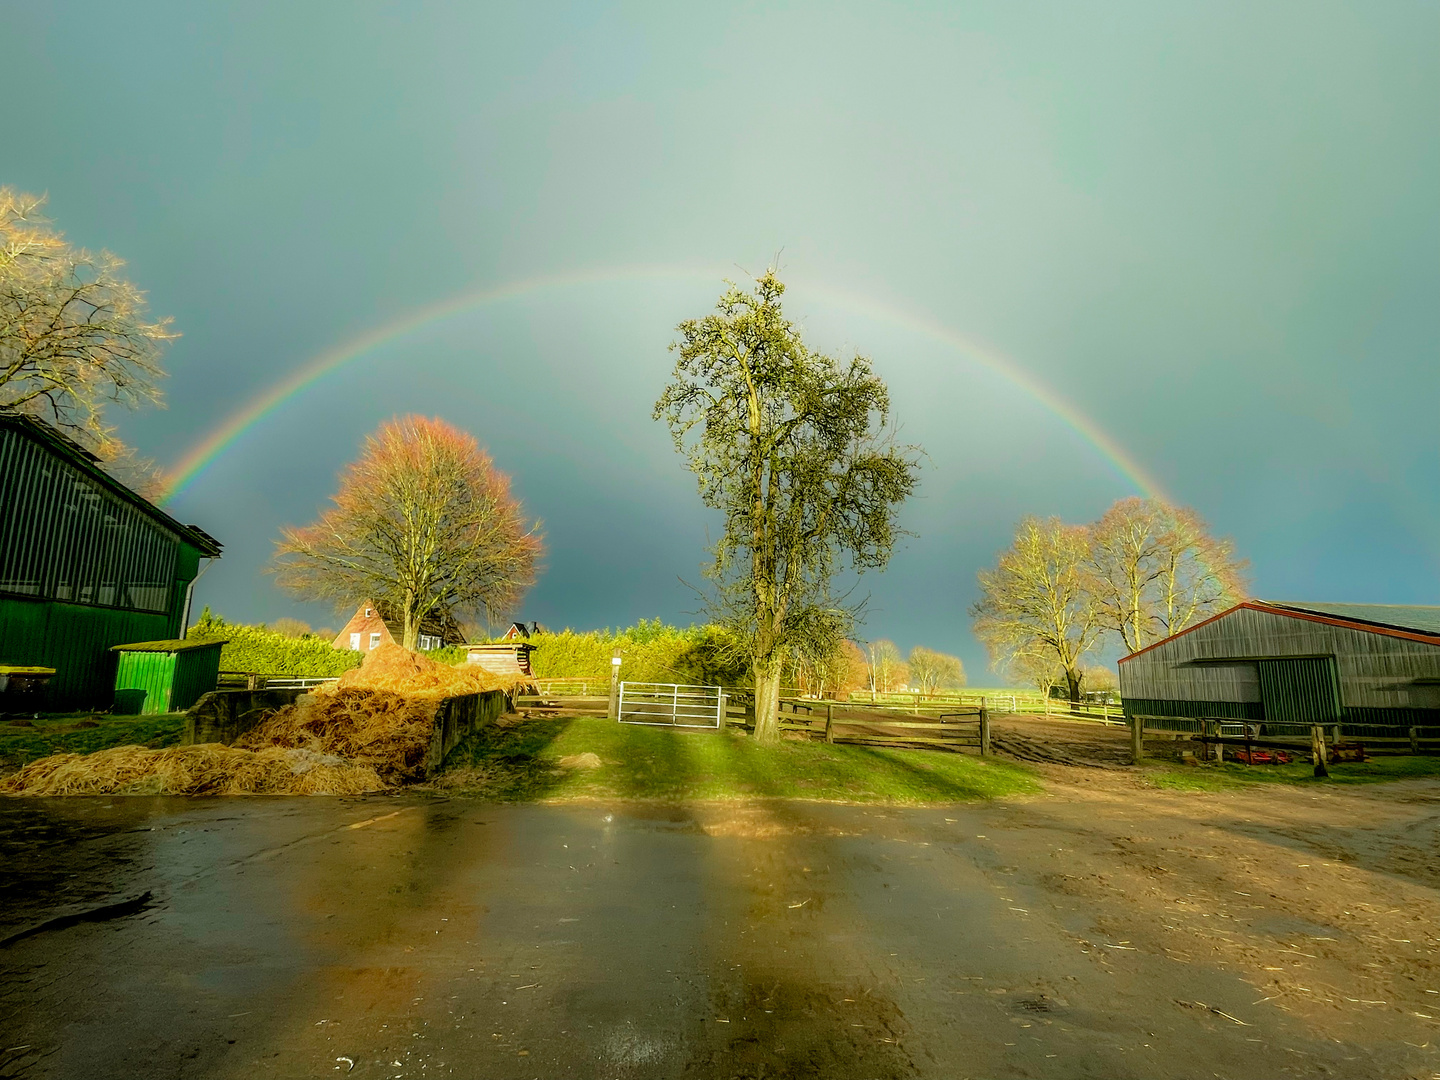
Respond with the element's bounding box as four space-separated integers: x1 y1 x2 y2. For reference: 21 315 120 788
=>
1145 755 1440 792
436 716 1039 803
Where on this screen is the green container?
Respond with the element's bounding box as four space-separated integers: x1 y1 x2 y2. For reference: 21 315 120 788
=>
111 639 226 715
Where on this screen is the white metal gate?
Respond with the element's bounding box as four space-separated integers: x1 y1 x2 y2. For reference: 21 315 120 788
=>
618 682 724 728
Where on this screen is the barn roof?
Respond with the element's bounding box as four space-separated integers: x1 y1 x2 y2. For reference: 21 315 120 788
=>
1119 599 1440 663
1263 602 1440 637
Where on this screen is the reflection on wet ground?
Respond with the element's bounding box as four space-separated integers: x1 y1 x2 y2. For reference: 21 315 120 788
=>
0 794 1432 1078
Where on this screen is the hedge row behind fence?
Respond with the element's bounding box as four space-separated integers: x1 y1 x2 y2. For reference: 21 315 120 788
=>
528 621 748 687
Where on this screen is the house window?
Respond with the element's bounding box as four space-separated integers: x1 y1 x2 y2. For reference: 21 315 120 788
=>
365 608 374 617
349 633 360 650
369 632 382 649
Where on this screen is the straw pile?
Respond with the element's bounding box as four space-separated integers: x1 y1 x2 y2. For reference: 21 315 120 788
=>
0 745 384 796
2 643 518 797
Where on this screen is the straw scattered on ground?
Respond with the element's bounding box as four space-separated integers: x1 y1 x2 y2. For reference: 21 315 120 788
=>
0 744 384 796
2 644 519 797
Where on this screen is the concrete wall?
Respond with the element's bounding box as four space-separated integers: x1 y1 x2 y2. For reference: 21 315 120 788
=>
425 689 508 776
184 688 305 745
185 685 509 776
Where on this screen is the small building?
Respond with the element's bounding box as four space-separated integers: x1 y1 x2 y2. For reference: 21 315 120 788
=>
1119 601 1440 734
0 412 223 710
111 638 227 715
463 642 536 679
331 599 465 653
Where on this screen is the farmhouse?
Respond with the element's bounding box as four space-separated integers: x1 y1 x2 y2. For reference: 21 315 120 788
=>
1119 601 1440 735
0 412 223 710
331 599 465 653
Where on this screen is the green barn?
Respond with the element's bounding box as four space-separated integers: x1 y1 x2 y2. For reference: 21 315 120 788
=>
0 412 223 711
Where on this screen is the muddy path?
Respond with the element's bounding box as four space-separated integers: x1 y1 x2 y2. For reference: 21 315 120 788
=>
2 775 1438 1079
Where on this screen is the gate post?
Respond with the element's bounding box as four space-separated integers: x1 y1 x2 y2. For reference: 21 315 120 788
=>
608 650 622 721
979 704 990 757
825 701 834 744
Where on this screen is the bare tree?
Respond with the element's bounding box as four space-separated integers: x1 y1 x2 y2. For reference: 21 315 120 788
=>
1088 498 1246 652
865 639 905 693
972 516 1102 702
0 189 174 490
272 416 543 650
908 646 965 697
655 271 920 744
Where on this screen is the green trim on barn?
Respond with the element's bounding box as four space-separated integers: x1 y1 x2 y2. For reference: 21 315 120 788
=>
1122 698 1264 721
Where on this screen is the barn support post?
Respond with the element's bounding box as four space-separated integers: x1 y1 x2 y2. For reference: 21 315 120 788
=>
1130 712 1143 764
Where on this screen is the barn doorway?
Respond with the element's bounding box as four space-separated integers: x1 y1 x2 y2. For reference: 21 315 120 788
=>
1256 657 1341 725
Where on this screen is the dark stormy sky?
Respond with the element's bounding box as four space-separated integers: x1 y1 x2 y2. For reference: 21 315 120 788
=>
6 2 1437 680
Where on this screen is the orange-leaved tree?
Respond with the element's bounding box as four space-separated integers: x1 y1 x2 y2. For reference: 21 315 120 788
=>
272 416 542 650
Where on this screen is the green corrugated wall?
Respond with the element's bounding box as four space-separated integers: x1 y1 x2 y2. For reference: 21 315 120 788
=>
1256 657 1342 724
113 651 177 715
0 542 205 711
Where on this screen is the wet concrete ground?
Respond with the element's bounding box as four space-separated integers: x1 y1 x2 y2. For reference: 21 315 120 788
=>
1 792 1434 1079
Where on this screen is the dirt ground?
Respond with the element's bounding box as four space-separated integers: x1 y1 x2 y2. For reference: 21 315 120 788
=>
3 736 1439 1078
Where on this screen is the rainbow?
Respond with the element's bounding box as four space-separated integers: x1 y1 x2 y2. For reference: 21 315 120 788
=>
158 265 1169 505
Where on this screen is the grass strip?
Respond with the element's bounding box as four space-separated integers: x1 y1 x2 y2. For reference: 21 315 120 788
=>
0 713 188 771
434 716 1038 803
1145 755 1440 792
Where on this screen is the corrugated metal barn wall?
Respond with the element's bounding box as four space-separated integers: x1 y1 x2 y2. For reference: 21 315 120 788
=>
1119 606 1440 727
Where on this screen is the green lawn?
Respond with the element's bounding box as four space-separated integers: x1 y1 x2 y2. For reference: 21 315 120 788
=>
434 716 1039 803
1145 755 1440 792
0 712 188 771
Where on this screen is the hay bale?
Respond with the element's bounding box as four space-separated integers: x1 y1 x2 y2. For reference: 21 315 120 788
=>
557 752 604 770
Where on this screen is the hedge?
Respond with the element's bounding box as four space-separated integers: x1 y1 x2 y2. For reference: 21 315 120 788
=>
526 619 749 687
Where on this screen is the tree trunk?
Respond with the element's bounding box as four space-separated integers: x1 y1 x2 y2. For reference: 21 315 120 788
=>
752 658 783 745
1065 667 1082 703
402 588 418 651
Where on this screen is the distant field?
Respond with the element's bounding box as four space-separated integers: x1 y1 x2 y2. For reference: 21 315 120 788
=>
433 716 1039 803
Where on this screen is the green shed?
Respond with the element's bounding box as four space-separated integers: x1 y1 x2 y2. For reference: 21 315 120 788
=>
111 639 227 715
0 412 222 710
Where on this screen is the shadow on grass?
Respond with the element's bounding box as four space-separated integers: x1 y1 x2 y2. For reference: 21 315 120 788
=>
433 717 576 800
848 745 1022 802
611 723 700 799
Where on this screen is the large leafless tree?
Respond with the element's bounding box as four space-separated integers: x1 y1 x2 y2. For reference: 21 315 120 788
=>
0 189 174 492
1087 497 1247 653
272 416 543 650
972 516 1103 702
655 271 920 743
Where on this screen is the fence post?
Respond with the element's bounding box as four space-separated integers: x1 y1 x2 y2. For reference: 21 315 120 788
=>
608 650 622 721
1131 712 1143 764
1311 725 1329 777
979 705 990 757
825 701 834 744
1411 726 1420 755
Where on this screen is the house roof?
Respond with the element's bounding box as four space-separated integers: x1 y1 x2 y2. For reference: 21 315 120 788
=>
1119 599 1440 663
0 411 223 557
